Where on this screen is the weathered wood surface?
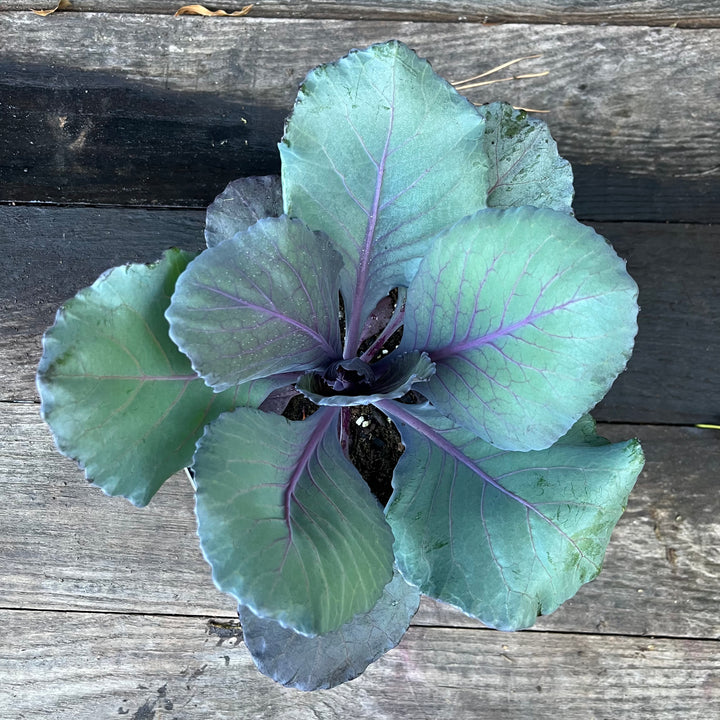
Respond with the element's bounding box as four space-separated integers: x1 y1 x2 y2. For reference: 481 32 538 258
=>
2 6 718 716
1 610 718 720
3 206 718 425
4 0 720 27
2 405 718 641
1 15 719 220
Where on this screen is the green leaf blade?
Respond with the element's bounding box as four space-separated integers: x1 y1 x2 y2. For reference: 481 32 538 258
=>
194 406 395 636
167 216 343 391
381 402 644 631
281 40 489 353
36 249 246 507
399 207 639 451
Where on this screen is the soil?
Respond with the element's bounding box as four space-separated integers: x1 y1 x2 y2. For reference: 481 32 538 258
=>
283 394 404 507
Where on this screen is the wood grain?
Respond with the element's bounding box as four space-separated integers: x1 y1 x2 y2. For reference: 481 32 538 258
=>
1 609 717 719
4 0 720 27
3 206 718 425
1 15 718 220
2 404 718 640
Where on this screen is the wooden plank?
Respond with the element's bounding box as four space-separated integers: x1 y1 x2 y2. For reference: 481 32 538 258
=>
2 404 719 640
1 609 717 719
4 1 720 27
3 206 718 424
1 15 718 220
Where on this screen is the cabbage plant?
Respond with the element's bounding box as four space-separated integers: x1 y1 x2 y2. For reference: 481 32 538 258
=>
37 41 644 690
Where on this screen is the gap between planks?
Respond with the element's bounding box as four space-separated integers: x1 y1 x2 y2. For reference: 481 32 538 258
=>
2 603 719 646
1 200 717 226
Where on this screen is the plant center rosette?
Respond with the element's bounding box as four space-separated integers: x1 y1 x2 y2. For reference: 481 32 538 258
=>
37 41 644 691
